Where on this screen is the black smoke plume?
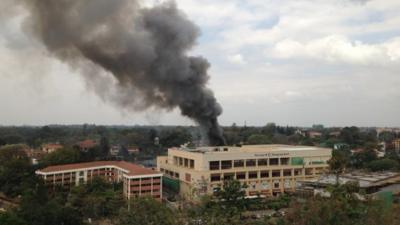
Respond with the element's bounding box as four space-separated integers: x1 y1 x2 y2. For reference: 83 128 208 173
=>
19 0 225 145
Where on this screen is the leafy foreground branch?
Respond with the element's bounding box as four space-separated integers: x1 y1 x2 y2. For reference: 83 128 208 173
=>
1 178 400 225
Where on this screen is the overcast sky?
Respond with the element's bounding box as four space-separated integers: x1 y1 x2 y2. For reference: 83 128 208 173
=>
0 0 399 127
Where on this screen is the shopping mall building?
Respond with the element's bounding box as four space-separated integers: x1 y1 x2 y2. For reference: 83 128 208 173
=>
36 161 163 200
157 145 332 200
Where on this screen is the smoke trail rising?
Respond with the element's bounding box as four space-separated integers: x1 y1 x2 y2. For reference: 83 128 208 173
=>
19 0 225 145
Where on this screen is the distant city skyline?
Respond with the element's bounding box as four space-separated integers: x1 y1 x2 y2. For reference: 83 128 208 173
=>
1 0 400 127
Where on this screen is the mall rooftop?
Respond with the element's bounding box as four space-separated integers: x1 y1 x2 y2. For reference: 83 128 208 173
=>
176 144 331 154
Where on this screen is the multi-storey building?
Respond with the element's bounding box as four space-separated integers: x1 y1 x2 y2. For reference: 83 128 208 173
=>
41 143 63 154
36 161 163 200
394 139 400 154
157 145 331 200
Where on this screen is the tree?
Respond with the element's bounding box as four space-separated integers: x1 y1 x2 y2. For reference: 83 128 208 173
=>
118 197 178 225
14 182 84 225
119 145 130 160
340 126 361 147
0 144 35 197
351 149 377 168
99 136 110 157
328 150 349 184
379 131 396 143
159 128 191 147
283 183 399 225
0 211 26 225
0 137 5 146
185 196 240 225
68 177 124 220
247 134 272 145
261 123 276 136
367 159 399 172
40 148 81 166
215 179 248 219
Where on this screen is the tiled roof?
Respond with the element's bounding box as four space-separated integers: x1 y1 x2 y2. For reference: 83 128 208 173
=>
78 140 97 148
37 161 159 176
42 143 63 148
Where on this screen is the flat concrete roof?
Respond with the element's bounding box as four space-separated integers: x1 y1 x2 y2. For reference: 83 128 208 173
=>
303 171 400 188
177 144 331 154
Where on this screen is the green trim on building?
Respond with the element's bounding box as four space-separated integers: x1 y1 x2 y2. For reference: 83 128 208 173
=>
163 176 180 193
291 157 304 165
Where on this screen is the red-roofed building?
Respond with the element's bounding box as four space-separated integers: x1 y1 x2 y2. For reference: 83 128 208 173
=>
77 140 97 152
41 143 63 154
308 131 322 139
36 161 162 200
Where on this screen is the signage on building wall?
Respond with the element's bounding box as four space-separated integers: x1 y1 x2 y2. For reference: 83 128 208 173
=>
254 152 290 157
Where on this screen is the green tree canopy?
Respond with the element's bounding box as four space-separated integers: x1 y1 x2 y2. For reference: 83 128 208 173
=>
40 148 81 166
367 159 399 172
247 134 272 145
118 197 178 225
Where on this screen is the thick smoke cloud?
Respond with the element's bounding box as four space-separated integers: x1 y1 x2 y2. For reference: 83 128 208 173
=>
19 0 225 145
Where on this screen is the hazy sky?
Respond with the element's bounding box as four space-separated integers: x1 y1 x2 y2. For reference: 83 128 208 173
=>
0 0 399 127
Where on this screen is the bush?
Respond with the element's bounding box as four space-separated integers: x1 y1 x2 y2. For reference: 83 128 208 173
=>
367 159 399 172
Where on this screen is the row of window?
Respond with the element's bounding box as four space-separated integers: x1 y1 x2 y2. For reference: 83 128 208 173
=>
160 168 179 179
173 156 195 169
131 189 160 194
210 168 316 182
209 158 291 170
130 177 157 182
130 182 161 187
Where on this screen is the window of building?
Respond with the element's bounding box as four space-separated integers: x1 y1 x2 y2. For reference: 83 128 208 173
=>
246 159 256 167
280 157 290 165
274 182 280 189
236 172 246 180
221 160 232 169
184 158 189 167
79 171 84 176
269 158 279 165
294 169 302 176
234 160 244 168
248 171 258 179
209 161 220 170
174 172 180 178
210 174 221 182
173 156 178 165
179 157 183 166
305 168 313 175
272 170 280 177
258 158 268 166
283 169 292 177
260 170 269 178
223 173 234 180
190 159 195 169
